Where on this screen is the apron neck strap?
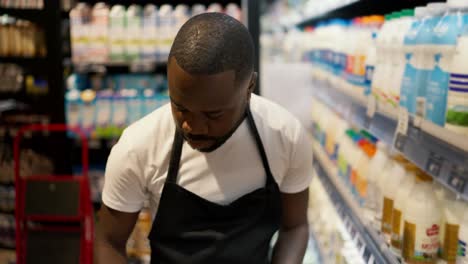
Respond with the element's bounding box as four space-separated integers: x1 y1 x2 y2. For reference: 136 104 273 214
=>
167 105 275 185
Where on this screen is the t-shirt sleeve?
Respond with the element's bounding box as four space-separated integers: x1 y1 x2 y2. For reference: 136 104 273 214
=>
102 133 147 213
279 124 314 193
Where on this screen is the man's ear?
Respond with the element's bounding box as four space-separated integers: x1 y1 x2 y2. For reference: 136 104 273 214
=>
247 72 258 101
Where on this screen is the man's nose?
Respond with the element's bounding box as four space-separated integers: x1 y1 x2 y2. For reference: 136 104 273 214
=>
181 112 209 135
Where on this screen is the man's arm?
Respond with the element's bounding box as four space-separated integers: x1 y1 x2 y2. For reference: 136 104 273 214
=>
271 189 309 264
94 205 140 264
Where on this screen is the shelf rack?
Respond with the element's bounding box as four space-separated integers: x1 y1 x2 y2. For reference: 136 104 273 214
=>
312 140 399 264
311 66 468 201
295 0 442 29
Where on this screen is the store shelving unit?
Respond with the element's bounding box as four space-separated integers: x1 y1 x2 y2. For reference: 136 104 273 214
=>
312 139 399 264
295 0 441 29
311 67 468 201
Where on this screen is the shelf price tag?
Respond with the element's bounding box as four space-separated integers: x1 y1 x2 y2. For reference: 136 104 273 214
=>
367 95 377 118
448 165 467 192
397 107 409 136
426 152 444 177
394 133 407 152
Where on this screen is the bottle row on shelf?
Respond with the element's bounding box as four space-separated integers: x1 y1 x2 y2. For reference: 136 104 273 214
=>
66 73 170 138
311 97 468 263
69 2 242 64
297 0 468 136
0 0 44 9
0 14 46 58
308 175 366 264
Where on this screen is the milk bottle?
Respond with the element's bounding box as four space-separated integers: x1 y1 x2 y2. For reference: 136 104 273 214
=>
425 0 467 126
192 4 206 16
390 165 418 256
158 5 174 62
142 4 158 62
402 174 441 264
90 3 109 63
446 21 468 135
109 5 126 62
439 194 468 264
400 7 429 113
174 5 190 33
69 3 91 63
126 5 143 62
365 141 391 228
389 9 415 108
381 156 408 243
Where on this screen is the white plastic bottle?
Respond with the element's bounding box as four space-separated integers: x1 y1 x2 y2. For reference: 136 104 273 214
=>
225 3 242 21
425 0 467 126
400 6 435 116
207 3 223 13
69 3 91 63
402 174 441 264
390 165 418 256
109 5 126 62
126 5 143 62
446 22 468 135
365 141 391 228
439 194 465 264
90 3 109 63
191 4 206 17
158 4 174 62
142 4 158 62
380 156 408 243
389 10 415 108
174 5 190 33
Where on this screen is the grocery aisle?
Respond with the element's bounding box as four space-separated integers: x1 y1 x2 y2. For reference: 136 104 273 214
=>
261 0 468 263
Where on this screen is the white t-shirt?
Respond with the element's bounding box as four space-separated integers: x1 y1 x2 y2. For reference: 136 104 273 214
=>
102 94 313 215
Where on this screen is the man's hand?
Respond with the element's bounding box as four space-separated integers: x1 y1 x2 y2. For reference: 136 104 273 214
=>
272 189 309 264
94 205 140 264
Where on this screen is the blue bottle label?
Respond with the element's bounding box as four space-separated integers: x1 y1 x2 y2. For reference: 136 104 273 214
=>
364 65 374 95
426 55 449 126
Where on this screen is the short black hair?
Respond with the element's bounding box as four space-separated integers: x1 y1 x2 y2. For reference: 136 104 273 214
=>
169 12 254 84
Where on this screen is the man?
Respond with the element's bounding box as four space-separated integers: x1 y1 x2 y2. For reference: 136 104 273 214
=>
95 13 313 264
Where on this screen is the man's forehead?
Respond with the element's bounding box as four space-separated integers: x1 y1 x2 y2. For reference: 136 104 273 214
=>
168 58 241 109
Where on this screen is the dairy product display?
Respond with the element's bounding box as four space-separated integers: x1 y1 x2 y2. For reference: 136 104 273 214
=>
310 96 468 263
69 2 242 63
65 73 169 138
296 3 468 136
0 15 47 58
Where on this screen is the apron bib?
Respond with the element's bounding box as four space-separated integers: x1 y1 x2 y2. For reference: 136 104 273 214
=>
148 108 281 264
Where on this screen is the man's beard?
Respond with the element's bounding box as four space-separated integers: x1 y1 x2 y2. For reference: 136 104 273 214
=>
180 108 247 153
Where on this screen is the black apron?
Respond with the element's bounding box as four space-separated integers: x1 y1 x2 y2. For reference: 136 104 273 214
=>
148 108 282 264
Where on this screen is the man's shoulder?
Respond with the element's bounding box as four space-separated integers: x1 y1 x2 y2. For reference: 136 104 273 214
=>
250 94 303 141
117 103 174 153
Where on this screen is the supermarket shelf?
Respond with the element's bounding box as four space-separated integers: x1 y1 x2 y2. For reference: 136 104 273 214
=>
296 0 439 28
73 0 242 6
0 244 15 250
0 7 45 22
0 57 48 75
70 60 167 74
311 140 398 264
311 67 468 201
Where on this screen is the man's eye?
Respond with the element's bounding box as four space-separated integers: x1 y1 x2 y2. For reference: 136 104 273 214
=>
206 113 223 120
